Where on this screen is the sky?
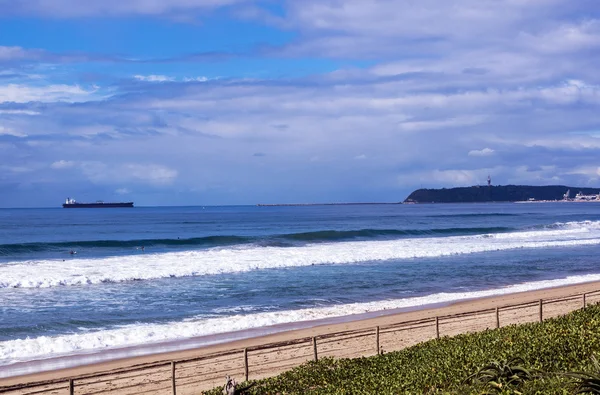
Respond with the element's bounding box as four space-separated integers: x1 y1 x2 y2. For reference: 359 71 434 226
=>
1 0 600 207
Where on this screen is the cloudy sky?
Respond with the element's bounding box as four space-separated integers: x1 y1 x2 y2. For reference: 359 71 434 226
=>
1 0 599 207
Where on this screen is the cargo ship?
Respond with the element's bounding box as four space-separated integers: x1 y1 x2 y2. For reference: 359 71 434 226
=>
62 198 134 208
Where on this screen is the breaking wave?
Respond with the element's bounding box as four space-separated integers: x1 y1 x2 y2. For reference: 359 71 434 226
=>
0 227 516 256
2 273 600 368
1 221 600 289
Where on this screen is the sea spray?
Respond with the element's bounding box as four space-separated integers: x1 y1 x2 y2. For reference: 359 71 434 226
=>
2 220 600 289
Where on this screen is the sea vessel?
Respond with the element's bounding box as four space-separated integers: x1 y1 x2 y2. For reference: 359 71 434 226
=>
62 198 134 208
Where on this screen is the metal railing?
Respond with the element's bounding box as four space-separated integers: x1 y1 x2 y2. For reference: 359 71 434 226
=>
1 290 598 395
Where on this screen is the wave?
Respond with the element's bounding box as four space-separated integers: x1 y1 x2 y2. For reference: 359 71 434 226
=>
2 220 600 289
2 273 600 368
0 227 514 256
427 213 522 218
278 227 513 241
0 236 252 256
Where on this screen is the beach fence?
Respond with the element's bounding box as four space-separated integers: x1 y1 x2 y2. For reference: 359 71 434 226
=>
2 290 600 395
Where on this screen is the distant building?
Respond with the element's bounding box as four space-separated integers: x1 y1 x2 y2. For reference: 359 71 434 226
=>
574 191 600 201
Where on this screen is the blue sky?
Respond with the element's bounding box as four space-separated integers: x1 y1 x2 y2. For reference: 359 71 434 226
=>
1 0 600 207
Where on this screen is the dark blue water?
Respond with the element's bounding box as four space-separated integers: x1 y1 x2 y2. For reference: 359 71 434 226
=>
2 203 600 373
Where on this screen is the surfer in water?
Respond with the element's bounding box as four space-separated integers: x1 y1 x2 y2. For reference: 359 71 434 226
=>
69 250 76 255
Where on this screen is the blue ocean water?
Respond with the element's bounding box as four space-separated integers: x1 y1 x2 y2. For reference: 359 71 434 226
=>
2 202 600 375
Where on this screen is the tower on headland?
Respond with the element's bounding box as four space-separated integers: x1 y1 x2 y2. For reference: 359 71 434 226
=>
487 175 491 187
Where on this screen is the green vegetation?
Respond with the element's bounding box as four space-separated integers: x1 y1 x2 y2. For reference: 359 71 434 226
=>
204 304 600 394
563 355 600 394
403 185 600 203
463 357 536 393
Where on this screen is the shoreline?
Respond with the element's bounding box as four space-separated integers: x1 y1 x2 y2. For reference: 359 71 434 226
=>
3 279 600 389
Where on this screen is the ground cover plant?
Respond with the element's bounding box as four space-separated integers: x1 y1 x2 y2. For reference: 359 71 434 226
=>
204 304 600 394
563 355 600 394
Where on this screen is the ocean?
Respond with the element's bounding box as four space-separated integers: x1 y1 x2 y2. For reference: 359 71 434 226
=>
2 202 600 377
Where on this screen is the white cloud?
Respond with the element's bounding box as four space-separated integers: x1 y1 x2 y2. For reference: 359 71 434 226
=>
3 1 600 205
273 0 593 58
518 20 600 54
468 148 495 157
397 168 485 187
115 188 131 195
431 169 480 185
0 83 98 103
0 165 34 173
521 136 600 150
0 46 38 61
0 0 249 17
134 75 175 82
0 46 23 60
25 140 52 147
133 75 212 83
399 116 487 132
183 76 209 82
50 160 76 169
73 161 178 186
122 164 178 184
0 109 40 115
563 166 600 177
0 126 27 137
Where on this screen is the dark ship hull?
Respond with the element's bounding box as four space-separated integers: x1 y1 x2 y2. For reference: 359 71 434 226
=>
62 202 134 208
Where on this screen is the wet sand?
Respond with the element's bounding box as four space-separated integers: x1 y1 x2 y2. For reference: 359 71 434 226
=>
2 280 600 394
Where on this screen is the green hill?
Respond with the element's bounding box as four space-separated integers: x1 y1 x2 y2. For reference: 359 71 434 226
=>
404 185 600 203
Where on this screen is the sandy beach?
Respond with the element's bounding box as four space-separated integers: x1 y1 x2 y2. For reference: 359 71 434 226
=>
2 280 600 394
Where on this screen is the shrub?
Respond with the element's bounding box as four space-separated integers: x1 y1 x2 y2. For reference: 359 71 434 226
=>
203 304 600 394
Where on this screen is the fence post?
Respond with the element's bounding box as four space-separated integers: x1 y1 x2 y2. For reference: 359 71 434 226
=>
244 348 249 382
539 299 543 322
171 361 176 395
435 317 440 339
312 337 318 361
495 307 500 329
375 326 380 355
584 293 587 308
69 379 74 395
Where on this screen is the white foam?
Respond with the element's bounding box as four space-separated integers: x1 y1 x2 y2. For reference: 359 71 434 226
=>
1 272 600 369
2 220 600 289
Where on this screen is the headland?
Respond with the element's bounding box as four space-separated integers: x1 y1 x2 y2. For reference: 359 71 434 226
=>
404 184 600 204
